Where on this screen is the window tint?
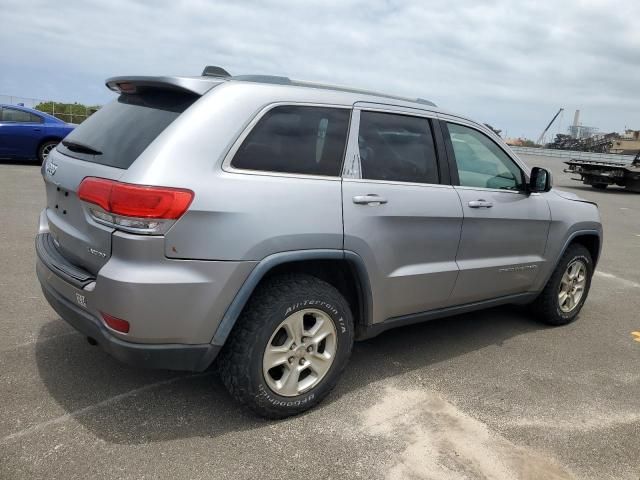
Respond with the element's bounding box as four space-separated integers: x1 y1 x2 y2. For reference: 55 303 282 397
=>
58 89 197 169
358 111 439 184
2 108 33 123
232 106 350 176
30 113 44 123
447 123 524 191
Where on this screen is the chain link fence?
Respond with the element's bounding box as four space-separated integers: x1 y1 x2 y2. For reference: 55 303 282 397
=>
0 94 100 124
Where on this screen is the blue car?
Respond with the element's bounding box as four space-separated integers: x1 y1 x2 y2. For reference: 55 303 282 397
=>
0 104 75 163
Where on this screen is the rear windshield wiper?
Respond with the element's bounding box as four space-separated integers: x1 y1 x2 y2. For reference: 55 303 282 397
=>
61 140 103 156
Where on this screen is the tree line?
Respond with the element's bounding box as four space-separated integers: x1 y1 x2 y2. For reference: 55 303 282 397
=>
34 101 101 124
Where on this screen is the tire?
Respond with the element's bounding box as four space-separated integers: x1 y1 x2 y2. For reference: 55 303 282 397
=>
38 140 59 163
218 273 354 419
591 183 608 190
531 244 593 326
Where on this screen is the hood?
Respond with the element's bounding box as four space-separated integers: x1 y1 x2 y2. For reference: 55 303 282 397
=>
553 190 597 206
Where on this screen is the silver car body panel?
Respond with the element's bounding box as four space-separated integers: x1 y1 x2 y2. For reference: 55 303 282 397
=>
35 75 603 371
342 107 462 324
42 149 124 274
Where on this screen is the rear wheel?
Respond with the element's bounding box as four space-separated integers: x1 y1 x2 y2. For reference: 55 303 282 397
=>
531 244 593 325
218 274 354 418
591 183 608 190
38 140 59 163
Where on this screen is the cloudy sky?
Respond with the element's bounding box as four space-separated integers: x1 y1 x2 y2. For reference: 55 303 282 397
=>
2 0 638 139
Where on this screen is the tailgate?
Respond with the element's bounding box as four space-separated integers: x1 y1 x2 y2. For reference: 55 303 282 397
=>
43 149 122 274
40 86 200 275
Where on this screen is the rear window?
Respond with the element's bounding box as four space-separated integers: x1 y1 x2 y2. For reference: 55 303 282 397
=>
231 105 350 176
58 89 197 169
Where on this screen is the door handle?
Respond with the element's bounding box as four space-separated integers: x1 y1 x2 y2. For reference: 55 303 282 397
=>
353 194 388 205
33 128 41 132
468 199 493 208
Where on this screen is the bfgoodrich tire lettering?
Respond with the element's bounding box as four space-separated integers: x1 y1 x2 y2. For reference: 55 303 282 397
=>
218 273 354 419
531 244 593 326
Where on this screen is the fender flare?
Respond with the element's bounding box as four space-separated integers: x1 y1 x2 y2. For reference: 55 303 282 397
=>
541 229 602 287
210 249 372 347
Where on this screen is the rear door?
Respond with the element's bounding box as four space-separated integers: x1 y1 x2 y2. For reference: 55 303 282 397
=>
440 119 551 304
342 106 463 324
42 88 199 274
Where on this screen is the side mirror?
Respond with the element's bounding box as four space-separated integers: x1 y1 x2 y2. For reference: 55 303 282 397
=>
529 167 552 193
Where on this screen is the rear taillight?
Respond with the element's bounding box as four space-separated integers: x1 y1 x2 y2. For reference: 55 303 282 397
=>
78 177 193 234
101 312 130 333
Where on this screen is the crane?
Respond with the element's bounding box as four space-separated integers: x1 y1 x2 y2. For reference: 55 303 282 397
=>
536 108 564 145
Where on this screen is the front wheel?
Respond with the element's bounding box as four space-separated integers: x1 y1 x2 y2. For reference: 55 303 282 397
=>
531 244 593 325
218 274 354 418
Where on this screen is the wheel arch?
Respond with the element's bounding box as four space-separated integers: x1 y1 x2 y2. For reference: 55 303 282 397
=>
36 136 62 158
552 230 602 277
210 250 372 347
569 233 601 267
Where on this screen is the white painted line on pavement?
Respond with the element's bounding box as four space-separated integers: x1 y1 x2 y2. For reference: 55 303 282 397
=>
595 271 640 289
0 373 212 445
2 332 79 353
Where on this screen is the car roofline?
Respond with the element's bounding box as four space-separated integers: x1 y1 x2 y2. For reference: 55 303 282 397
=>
103 70 493 132
0 103 65 123
104 72 438 109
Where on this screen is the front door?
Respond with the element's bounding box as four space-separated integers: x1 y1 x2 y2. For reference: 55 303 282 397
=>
441 120 551 304
342 107 463 324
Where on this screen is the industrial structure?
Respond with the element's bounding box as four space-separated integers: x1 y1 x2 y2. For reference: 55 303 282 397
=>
543 109 638 155
610 130 640 154
567 110 598 139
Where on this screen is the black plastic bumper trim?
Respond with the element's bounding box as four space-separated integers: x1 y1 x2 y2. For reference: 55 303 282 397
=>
40 277 220 372
35 233 95 289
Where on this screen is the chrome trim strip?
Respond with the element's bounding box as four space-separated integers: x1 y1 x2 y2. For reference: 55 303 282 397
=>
453 185 527 195
343 178 453 189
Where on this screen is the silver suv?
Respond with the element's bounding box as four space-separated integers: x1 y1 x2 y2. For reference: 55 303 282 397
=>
36 66 602 418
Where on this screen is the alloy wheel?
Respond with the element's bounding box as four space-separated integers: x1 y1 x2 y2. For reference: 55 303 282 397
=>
558 259 587 313
262 308 337 397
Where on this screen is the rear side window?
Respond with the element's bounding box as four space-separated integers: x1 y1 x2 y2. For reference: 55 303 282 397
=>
231 106 350 176
58 89 197 169
1 107 35 123
358 111 439 184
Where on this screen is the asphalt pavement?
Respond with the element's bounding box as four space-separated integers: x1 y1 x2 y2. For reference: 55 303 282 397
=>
1 153 638 479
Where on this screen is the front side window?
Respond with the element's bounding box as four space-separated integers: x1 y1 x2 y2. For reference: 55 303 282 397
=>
231 105 350 176
447 123 524 191
1 107 33 123
358 111 439 184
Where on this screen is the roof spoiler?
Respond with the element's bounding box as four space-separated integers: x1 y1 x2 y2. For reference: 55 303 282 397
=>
105 76 220 96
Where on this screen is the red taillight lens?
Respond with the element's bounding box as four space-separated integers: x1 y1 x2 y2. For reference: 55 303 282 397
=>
78 177 193 219
101 312 130 333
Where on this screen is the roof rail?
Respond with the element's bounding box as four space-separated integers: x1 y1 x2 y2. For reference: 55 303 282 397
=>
232 74 292 85
202 65 231 78
415 98 437 107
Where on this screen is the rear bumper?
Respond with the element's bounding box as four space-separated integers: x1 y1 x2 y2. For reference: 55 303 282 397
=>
35 228 255 370
39 276 220 371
